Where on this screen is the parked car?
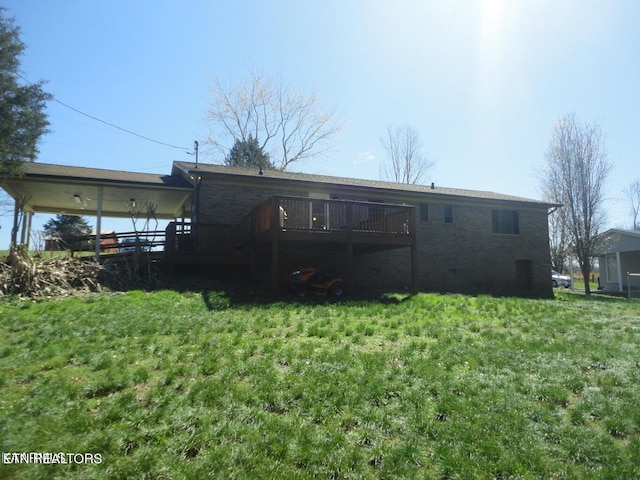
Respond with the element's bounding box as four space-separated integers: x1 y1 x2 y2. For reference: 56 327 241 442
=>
118 237 151 253
552 270 571 288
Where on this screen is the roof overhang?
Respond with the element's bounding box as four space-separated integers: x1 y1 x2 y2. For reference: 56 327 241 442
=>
171 161 556 211
1 163 193 219
592 228 640 255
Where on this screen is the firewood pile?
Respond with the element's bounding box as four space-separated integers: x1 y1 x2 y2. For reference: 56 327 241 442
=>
0 247 160 298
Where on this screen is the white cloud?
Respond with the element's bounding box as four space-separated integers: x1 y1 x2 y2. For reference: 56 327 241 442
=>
355 151 376 165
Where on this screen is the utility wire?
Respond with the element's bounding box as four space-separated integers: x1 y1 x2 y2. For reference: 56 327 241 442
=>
17 73 192 152
51 96 190 151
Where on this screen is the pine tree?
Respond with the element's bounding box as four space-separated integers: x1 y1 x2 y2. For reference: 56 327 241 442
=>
0 9 51 181
225 135 274 170
43 215 92 250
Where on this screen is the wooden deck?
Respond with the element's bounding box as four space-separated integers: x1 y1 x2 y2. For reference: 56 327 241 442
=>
244 196 416 292
82 196 418 292
165 222 250 266
249 196 415 245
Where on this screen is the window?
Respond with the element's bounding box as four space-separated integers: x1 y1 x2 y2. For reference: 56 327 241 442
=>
419 204 429 222
444 205 454 223
492 209 520 235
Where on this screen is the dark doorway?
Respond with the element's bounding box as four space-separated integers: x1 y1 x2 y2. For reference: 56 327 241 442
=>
516 260 533 290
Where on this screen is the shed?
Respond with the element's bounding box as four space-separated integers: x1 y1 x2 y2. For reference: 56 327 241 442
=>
592 229 640 292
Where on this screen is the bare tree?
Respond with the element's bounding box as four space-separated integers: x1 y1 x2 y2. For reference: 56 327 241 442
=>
379 125 435 184
623 179 640 230
30 229 46 256
205 69 342 171
541 113 612 294
544 183 571 273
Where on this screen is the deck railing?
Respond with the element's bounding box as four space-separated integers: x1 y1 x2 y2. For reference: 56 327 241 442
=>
161 197 414 257
63 197 413 261
68 230 166 255
165 222 242 255
249 196 414 238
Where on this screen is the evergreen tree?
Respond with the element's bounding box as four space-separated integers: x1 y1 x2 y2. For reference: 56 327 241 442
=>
0 9 51 181
43 215 92 250
225 135 274 170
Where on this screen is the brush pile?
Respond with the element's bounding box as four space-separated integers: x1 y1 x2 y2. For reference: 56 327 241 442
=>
0 247 160 298
0 247 101 297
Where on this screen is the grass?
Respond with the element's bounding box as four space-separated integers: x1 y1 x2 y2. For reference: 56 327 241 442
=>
1 286 639 479
0 249 98 260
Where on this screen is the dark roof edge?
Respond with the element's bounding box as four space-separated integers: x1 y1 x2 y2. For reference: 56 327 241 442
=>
172 161 556 208
19 162 192 190
598 228 640 237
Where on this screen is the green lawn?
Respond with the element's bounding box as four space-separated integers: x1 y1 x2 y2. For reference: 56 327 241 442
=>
1 287 639 479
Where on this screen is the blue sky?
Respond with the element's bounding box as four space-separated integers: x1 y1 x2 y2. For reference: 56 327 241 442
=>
2 0 639 248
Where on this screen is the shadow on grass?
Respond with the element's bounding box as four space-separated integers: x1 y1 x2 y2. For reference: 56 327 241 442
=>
161 266 414 310
196 283 414 310
155 264 606 311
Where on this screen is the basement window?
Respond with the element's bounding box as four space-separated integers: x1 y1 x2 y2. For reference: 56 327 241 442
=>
492 209 520 235
419 204 429 222
444 205 454 223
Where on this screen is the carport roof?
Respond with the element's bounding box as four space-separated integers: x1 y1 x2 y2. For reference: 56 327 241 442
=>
1 162 193 219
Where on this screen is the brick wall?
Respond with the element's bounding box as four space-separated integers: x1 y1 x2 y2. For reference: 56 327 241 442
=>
353 202 552 296
196 177 553 296
197 182 301 224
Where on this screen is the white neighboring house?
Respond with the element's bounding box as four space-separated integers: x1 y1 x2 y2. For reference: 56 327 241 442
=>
592 229 640 292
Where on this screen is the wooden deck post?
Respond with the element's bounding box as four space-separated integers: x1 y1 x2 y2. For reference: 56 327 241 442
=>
345 202 355 293
94 187 103 261
410 206 418 295
271 197 280 293
345 241 353 293
165 222 175 273
10 196 20 248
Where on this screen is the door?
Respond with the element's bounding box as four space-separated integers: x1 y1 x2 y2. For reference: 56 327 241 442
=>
515 259 533 290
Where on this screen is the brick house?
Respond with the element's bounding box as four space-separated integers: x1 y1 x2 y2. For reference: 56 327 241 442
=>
168 162 555 296
1 161 555 296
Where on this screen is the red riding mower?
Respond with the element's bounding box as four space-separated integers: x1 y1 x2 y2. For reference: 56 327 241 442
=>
289 267 346 298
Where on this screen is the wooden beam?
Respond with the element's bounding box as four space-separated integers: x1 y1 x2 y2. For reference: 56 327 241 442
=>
410 205 418 295
11 197 20 248
345 241 353 293
271 197 280 293
20 211 31 246
94 186 103 261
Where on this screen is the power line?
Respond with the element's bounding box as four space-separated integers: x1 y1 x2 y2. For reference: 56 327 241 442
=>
17 73 192 152
51 97 190 151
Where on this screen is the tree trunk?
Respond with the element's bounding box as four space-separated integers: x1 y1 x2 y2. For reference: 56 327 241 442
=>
581 265 591 295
